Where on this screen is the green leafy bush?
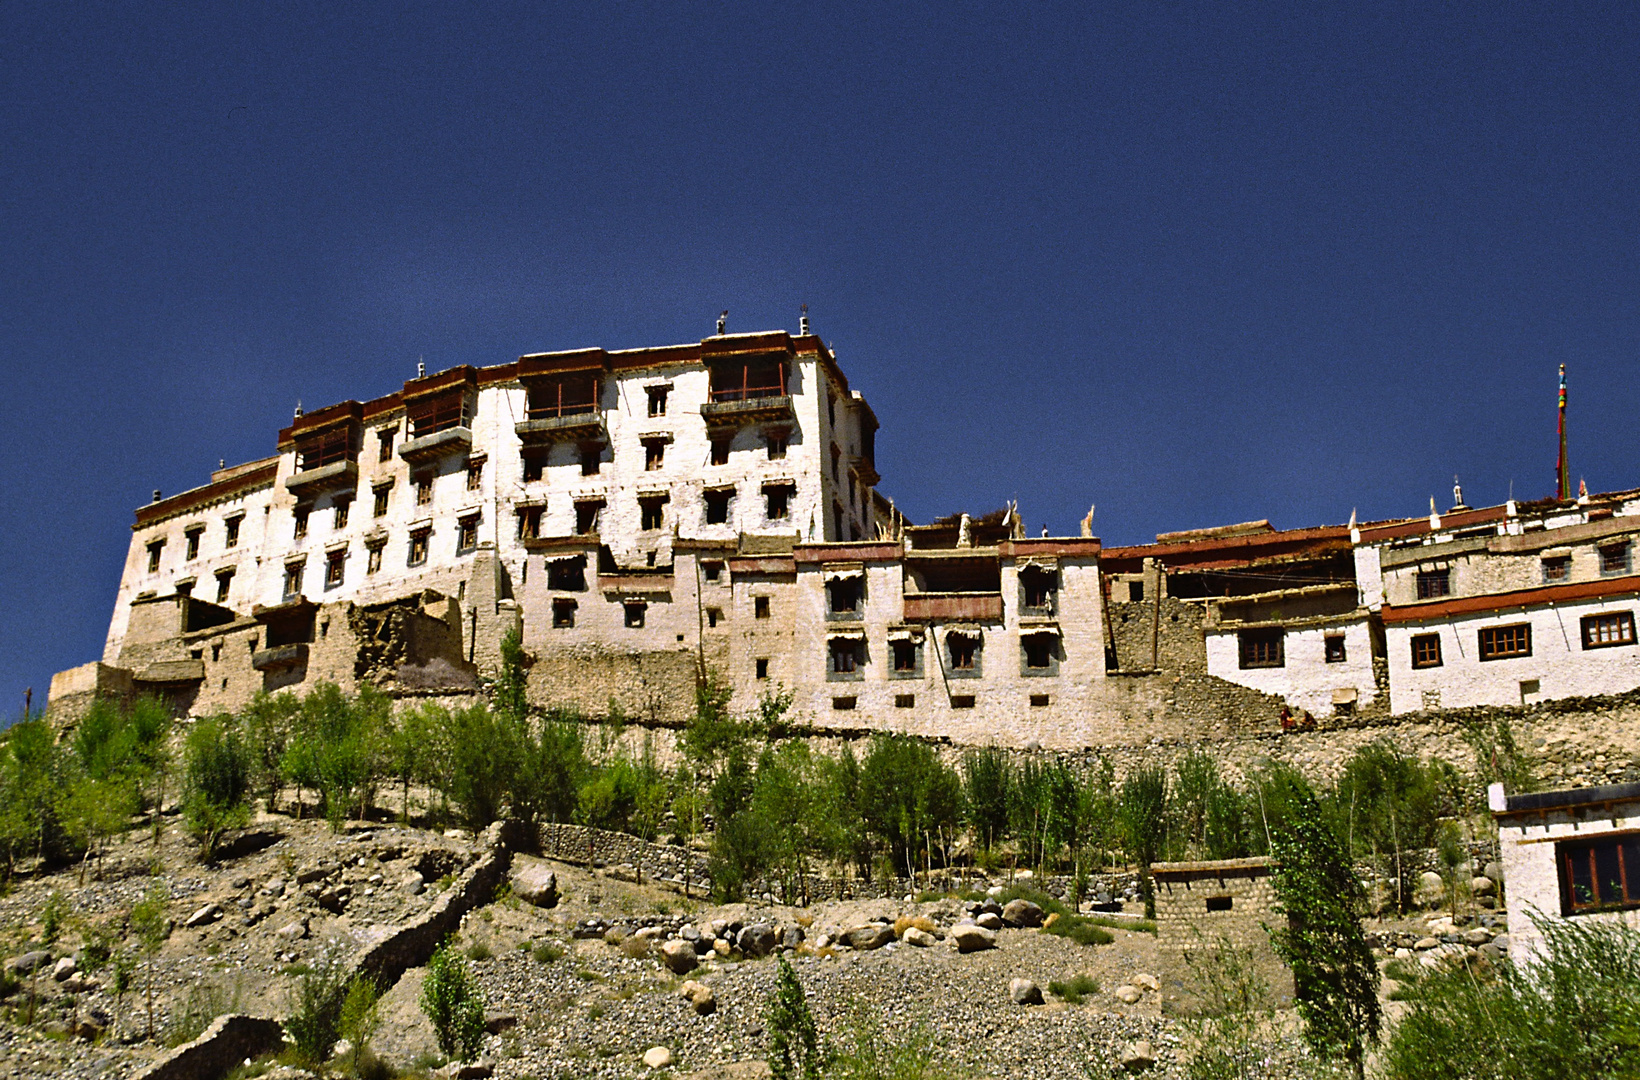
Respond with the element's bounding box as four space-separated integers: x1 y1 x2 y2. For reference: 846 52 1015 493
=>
765 956 823 1080
283 946 353 1068
1047 975 1099 1004
182 716 252 859
420 939 486 1062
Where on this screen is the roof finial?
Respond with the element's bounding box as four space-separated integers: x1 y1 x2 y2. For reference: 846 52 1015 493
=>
219 458 225 470
417 357 426 378
1451 475 1469 512
294 400 303 418
717 310 728 335
799 304 809 335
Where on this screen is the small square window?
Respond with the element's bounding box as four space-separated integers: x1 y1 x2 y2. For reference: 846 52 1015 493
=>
1238 628 1284 669
575 501 602 535
624 601 646 628
175 579 194 598
224 516 241 548
755 658 769 680
552 598 577 628
951 695 976 709
754 596 770 619
334 499 350 530
467 459 483 491
707 608 722 627
517 506 542 540
891 640 919 672
211 642 222 662
1030 693 1050 707
1479 623 1531 661
1416 569 1450 599
640 498 666 531
1411 633 1442 668
580 445 601 476
378 428 395 462
457 516 479 553
185 528 202 561
283 561 305 599
646 385 669 417
831 696 856 711
766 430 788 460
1600 543 1631 576
895 694 916 708
374 487 390 517
408 529 430 566
643 439 666 471
703 561 723 582
765 487 790 520
1324 635 1346 663
948 635 978 670
1206 896 1233 912
1022 635 1054 669
827 576 862 614
546 557 586 592
522 450 547 483
705 489 733 525
1129 580 1144 602
1542 556 1571 583
147 539 164 572
325 549 345 588
415 474 433 506
830 637 861 673
293 506 310 539
366 543 384 574
710 434 732 466
215 569 234 603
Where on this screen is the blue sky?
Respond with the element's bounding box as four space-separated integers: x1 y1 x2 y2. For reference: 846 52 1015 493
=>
3 3 1638 715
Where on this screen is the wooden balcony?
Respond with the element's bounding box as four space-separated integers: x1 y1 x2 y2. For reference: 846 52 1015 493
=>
398 426 473 464
700 394 795 426
515 411 606 444
284 459 358 498
902 592 1004 623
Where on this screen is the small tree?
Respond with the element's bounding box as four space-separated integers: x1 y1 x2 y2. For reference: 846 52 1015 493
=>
421 939 486 1061
1120 764 1168 917
182 717 253 859
1268 786 1380 1080
129 879 170 1040
338 975 382 1074
284 943 353 1067
766 956 823 1080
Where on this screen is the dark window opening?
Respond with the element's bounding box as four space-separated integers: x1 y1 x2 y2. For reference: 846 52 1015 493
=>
1542 556 1571 583
1325 635 1347 663
830 444 841 479
1129 580 1144 602
575 500 602 535
147 540 164 572
1601 543 1632 576
408 392 470 437
754 595 771 619
640 497 666 531
702 561 723 582
224 516 241 548
707 607 722 627
283 561 305 599
833 504 845 540
948 635 978 670
895 693 916 708
414 473 433 506
546 557 586 592
1020 566 1057 611
710 434 732 465
408 529 430 566
175 580 194 599
457 516 479 553
766 429 788 460
552 598 577 628
755 658 769 680
184 529 202 560
579 444 602 476
467 459 483 491
1238 628 1284 669
646 385 669 417
522 449 548 483
765 486 790 520
366 543 384 574
333 499 351 531
830 638 861 673
1416 569 1451 599
1411 633 1442 668
374 488 390 517
624 601 646 628
832 696 856 711
215 569 233 603
293 505 310 539
1206 896 1233 912
526 374 600 419
705 489 733 525
1583 611 1637 649
1023 635 1054 669
378 427 395 462
951 695 976 709
325 549 345 588
708 356 787 401
517 506 542 540
1479 623 1531 661
643 438 666 471
892 640 919 672
827 576 862 614
1559 834 1640 914
1030 694 1050 707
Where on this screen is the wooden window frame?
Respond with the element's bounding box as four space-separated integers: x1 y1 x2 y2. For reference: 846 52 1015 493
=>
1238 628 1285 669
1324 635 1347 663
1559 833 1640 915
1478 622 1532 661
526 374 600 420
1582 611 1637 650
1411 632 1443 669
1416 568 1451 599
325 549 346 588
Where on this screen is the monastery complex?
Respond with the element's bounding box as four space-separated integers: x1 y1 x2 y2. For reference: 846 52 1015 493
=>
48 327 1640 748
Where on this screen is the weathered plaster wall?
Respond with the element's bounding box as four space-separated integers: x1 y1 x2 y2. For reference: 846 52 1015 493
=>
1204 618 1379 717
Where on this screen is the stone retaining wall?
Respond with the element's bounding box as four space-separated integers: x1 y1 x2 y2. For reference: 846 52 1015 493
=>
538 822 711 886
131 1015 286 1080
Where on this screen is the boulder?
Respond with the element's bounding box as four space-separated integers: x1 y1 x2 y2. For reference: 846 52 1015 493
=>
1133 973 1160 992
712 939 732 957
782 926 806 950
1491 933 1510 954
902 927 938 948
1415 871 1446 907
51 957 77 982
1483 860 1503 883
1471 876 1496 897
512 866 559 908
642 1045 674 1069
1002 899 1044 928
976 912 1004 931
841 924 894 951
659 939 699 975
260 879 286 897
1413 937 1440 951
1113 984 1143 1004
737 924 778 957
274 918 310 941
1120 1040 1156 1072
951 924 996 953
679 980 717 1015
9 951 51 975
402 871 426 895
1009 978 1044 1005
185 903 221 929
1463 928 1492 946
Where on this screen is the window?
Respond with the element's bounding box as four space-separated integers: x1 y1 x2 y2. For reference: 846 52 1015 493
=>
1479 623 1531 660
546 557 586 592
831 444 841 480
1601 543 1632 576
1129 580 1144 602
892 640 920 673
896 694 916 708
951 695 976 709
833 504 845 539
640 497 666 531
704 489 733 525
1558 834 1640 914
830 638 861 674
457 515 479 553
466 458 483 491
766 429 788 460
293 505 310 539
948 634 978 670
1411 633 1443 668
521 449 547 483
827 395 836 427
755 658 769 680
175 580 194 598
184 528 202 560
1020 567 1057 611
378 427 395 462
827 576 862 615
754 595 771 619
703 561 723 582
1325 635 1347 663
1022 635 1054 670
710 434 732 466
1416 569 1451 599
366 541 384 574
1206 896 1233 912
643 438 666 471
624 601 646 628
414 473 433 506
580 445 602 476
708 356 786 401
1542 556 1571 583
526 373 599 419
832 696 857 711
408 528 430 566
707 607 722 627
1238 628 1284 669
765 486 790 520
575 500 602 535
333 499 350 530
517 505 542 540
295 427 354 472
325 549 345 588
373 486 390 517
215 569 234 603
407 392 469 437
552 598 577 628
224 515 241 548
283 560 305 599
1582 611 1637 649
1030 694 1050 707
646 385 669 417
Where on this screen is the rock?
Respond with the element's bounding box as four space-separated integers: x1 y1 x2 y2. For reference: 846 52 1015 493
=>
1484 860 1503 883
902 927 938 948
63 974 97 993
294 864 329 885
512 866 559 908
9 951 51 975
986 885 1005 899
260 879 286 897
679 980 717 1015
185 903 221 928
317 886 351 914
51 956 77 981
604 925 630 945
979 898 1003 916
446 1064 493 1080
483 1011 518 1034
1001 898 1044 928
1414 937 1440 951
1043 912 1061 929
1009 978 1044 1005
659 939 699 974
1463 928 1492 946
400 871 426 895
72 1017 105 1040
274 918 310 941
841 924 894 951
1113 984 1142 1004
680 924 701 942
1491 933 1510 953
1133 973 1160 992
782 926 805 949
951 924 996 953
712 939 732 957
976 912 1004 931
1120 1040 1156 1071
1415 871 1446 907
642 1045 674 1069
737 924 778 957
1471 876 1496 897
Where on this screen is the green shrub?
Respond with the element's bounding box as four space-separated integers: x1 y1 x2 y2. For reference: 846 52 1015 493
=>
828 1004 958 1080
1043 917 1114 947
765 956 822 1080
182 717 253 859
464 940 492 962
421 940 486 1062
282 947 362 1068
531 941 564 963
1047 975 1099 1004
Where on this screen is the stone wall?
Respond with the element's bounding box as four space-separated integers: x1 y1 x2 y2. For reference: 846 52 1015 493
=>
538 822 710 886
131 1014 286 1080
1107 597 1207 674
1152 858 1291 1010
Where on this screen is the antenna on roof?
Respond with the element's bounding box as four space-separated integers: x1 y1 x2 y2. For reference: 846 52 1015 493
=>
417 357 426 378
799 304 810 335
1556 363 1569 500
717 310 728 335
294 400 303 418
219 459 225 469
